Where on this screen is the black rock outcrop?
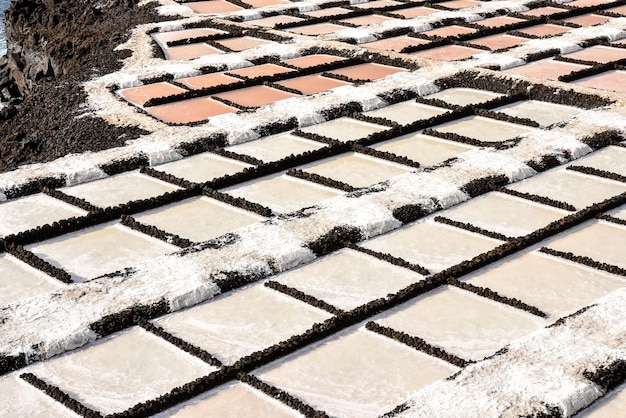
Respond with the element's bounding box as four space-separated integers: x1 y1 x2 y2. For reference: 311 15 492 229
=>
0 0 164 173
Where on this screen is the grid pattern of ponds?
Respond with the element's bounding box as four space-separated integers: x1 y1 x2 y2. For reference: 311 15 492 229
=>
2 0 626 416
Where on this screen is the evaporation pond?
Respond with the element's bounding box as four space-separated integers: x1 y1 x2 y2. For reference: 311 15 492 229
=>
463 250 625 319
154 283 332 365
506 169 626 210
274 73 350 95
503 59 588 80
0 253 63 307
226 133 324 163
440 191 568 237
134 196 264 243
363 101 449 125
572 70 626 93
154 153 251 183
249 15 304 27
374 286 546 361
299 118 389 142
433 116 531 143
286 23 345 35
325 62 405 81
26 221 178 282
493 100 582 127
424 88 503 106
151 28 227 46
29 327 216 415
575 146 626 177
157 382 301 418
213 85 298 108
118 82 186 107
254 327 457 418
0 193 86 237
0 373 79 418
300 153 412 188
360 219 501 273
543 220 626 269
62 171 180 208
372 133 474 166
275 248 424 310
162 43 223 61
223 174 342 214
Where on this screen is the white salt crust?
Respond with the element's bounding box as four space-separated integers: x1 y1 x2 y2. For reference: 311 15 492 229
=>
0 118 608 364
1 8 624 194
1 1 626 416
0 0 625 342
396 288 626 418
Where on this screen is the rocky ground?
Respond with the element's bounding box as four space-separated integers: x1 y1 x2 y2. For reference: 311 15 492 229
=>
0 0 166 173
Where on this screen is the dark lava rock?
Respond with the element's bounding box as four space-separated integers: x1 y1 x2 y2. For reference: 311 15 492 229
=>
0 0 167 173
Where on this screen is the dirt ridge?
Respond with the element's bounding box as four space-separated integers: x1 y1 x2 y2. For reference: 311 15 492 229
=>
0 0 166 173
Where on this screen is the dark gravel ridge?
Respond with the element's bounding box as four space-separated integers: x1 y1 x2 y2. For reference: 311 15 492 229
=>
0 0 167 173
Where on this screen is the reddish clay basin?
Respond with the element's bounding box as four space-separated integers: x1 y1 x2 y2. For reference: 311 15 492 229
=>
303 7 352 18
469 34 528 50
410 45 482 61
119 82 186 107
249 15 304 27
439 0 481 8
607 4 626 15
572 70 626 93
340 14 394 26
362 36 429 52
226 63 294 79
287 23 346 35
503 59 589 80
327 63 406 81
521 6 568 17
476 16 524 28
283 54 346 68
152 28 227 45
517 24 570 37
568 0 614 7
165 43 223 60
562 14 610 26
275 74 350 94
422 25 476 38
185 0 244 13
393 6 439 18
213 85 299 107
216 37 274 52
353 0 402 9
147 97 238 124
563 45 626 64
242 0 290 7
176 73 241 90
